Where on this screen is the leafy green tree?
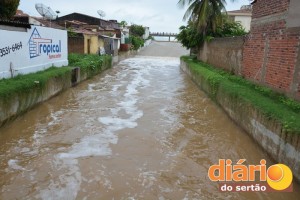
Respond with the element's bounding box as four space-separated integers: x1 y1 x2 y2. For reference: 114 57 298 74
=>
214 20 247 37
177 18 247 49
178 0 231 34
130 24 145 37
129 36 144 50
120 20 128 27
0 0 20 20
176 24 204 49
67 27 78 37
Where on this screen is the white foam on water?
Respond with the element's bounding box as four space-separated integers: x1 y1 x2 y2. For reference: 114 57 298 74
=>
118 99 137 110
32 128 47 142
38 158 81 200
48 110 64 126
20 147 30 153
99 117 137 129
110 107 121 116
8 159 25 171
138 171 159 189
37 58 150 199
87 84 96 91
111 84 122 92
37 57 182 199
58 130 117 160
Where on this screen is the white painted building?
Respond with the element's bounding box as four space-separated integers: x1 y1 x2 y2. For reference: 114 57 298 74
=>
121 26 130 44
142 27 150 40
227 7 252 32
0 25 68 79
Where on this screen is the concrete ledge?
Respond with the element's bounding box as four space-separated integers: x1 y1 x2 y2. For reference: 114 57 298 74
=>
181 59 300 182
0 71 72 127
0 57 112 128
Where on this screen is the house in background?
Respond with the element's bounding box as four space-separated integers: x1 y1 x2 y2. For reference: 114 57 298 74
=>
227 5 252 32
56 12 120 55
120 26 130 44
13 10 30 23
74 29 101 54
14 10 64 30
56 13 121 36
31 17 65 30
142 27 150 40
100 35 119 56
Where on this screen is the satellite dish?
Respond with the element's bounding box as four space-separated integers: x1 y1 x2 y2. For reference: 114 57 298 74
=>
35 3 57 20
97 10 106 19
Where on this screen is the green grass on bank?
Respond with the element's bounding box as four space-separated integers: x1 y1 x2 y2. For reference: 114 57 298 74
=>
0 54 112 103
68 53 112 72
0 67 72 101
181 56 300 134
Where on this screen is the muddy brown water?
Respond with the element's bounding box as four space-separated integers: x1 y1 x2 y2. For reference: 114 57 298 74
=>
0 42 299 199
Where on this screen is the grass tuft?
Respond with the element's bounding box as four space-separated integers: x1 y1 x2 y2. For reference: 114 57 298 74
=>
68 53 112 77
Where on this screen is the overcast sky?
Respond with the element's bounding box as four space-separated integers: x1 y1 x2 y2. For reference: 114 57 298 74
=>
19 0 250 33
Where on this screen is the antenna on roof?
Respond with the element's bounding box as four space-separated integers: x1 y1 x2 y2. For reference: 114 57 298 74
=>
97 10 106 19
35 3 57 20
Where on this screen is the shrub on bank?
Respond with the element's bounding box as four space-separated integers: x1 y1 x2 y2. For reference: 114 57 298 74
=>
127 36 144 50
181 56 300 134
68 54 112 72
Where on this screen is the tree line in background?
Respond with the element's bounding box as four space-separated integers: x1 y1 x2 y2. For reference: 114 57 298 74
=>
0 0 20 20
176 0 247 50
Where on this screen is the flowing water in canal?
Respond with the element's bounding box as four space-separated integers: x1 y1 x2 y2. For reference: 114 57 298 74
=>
0 42 299 199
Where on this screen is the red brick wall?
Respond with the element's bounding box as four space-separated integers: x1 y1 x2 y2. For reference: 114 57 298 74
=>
252 0 289 19
242 0 300 100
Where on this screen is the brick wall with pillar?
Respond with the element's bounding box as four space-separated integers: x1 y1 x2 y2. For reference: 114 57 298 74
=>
242 0 300 100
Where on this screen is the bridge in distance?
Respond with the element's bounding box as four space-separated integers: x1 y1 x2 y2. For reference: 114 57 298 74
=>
150 32 178 41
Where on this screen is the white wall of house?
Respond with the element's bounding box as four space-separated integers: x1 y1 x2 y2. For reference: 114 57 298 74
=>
121 32 125 44
0 25 68 79
121 26 130 44
234 15 251 32
29 17 43 26
143 27 150 40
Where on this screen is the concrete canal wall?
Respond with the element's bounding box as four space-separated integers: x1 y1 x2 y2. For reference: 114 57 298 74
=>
0 56 112 128
0 40 148 128
180 59 300 182
197 37 244 76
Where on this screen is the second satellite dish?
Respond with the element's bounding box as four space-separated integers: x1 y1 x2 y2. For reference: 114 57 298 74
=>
97 10 106 19
35 3 57 20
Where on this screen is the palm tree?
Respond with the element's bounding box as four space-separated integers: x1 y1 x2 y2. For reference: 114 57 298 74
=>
178 0 228 33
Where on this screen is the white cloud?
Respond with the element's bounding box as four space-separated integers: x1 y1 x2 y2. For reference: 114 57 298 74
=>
18 0 249 33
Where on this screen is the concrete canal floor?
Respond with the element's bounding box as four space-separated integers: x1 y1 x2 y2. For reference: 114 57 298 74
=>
0 42 299 199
